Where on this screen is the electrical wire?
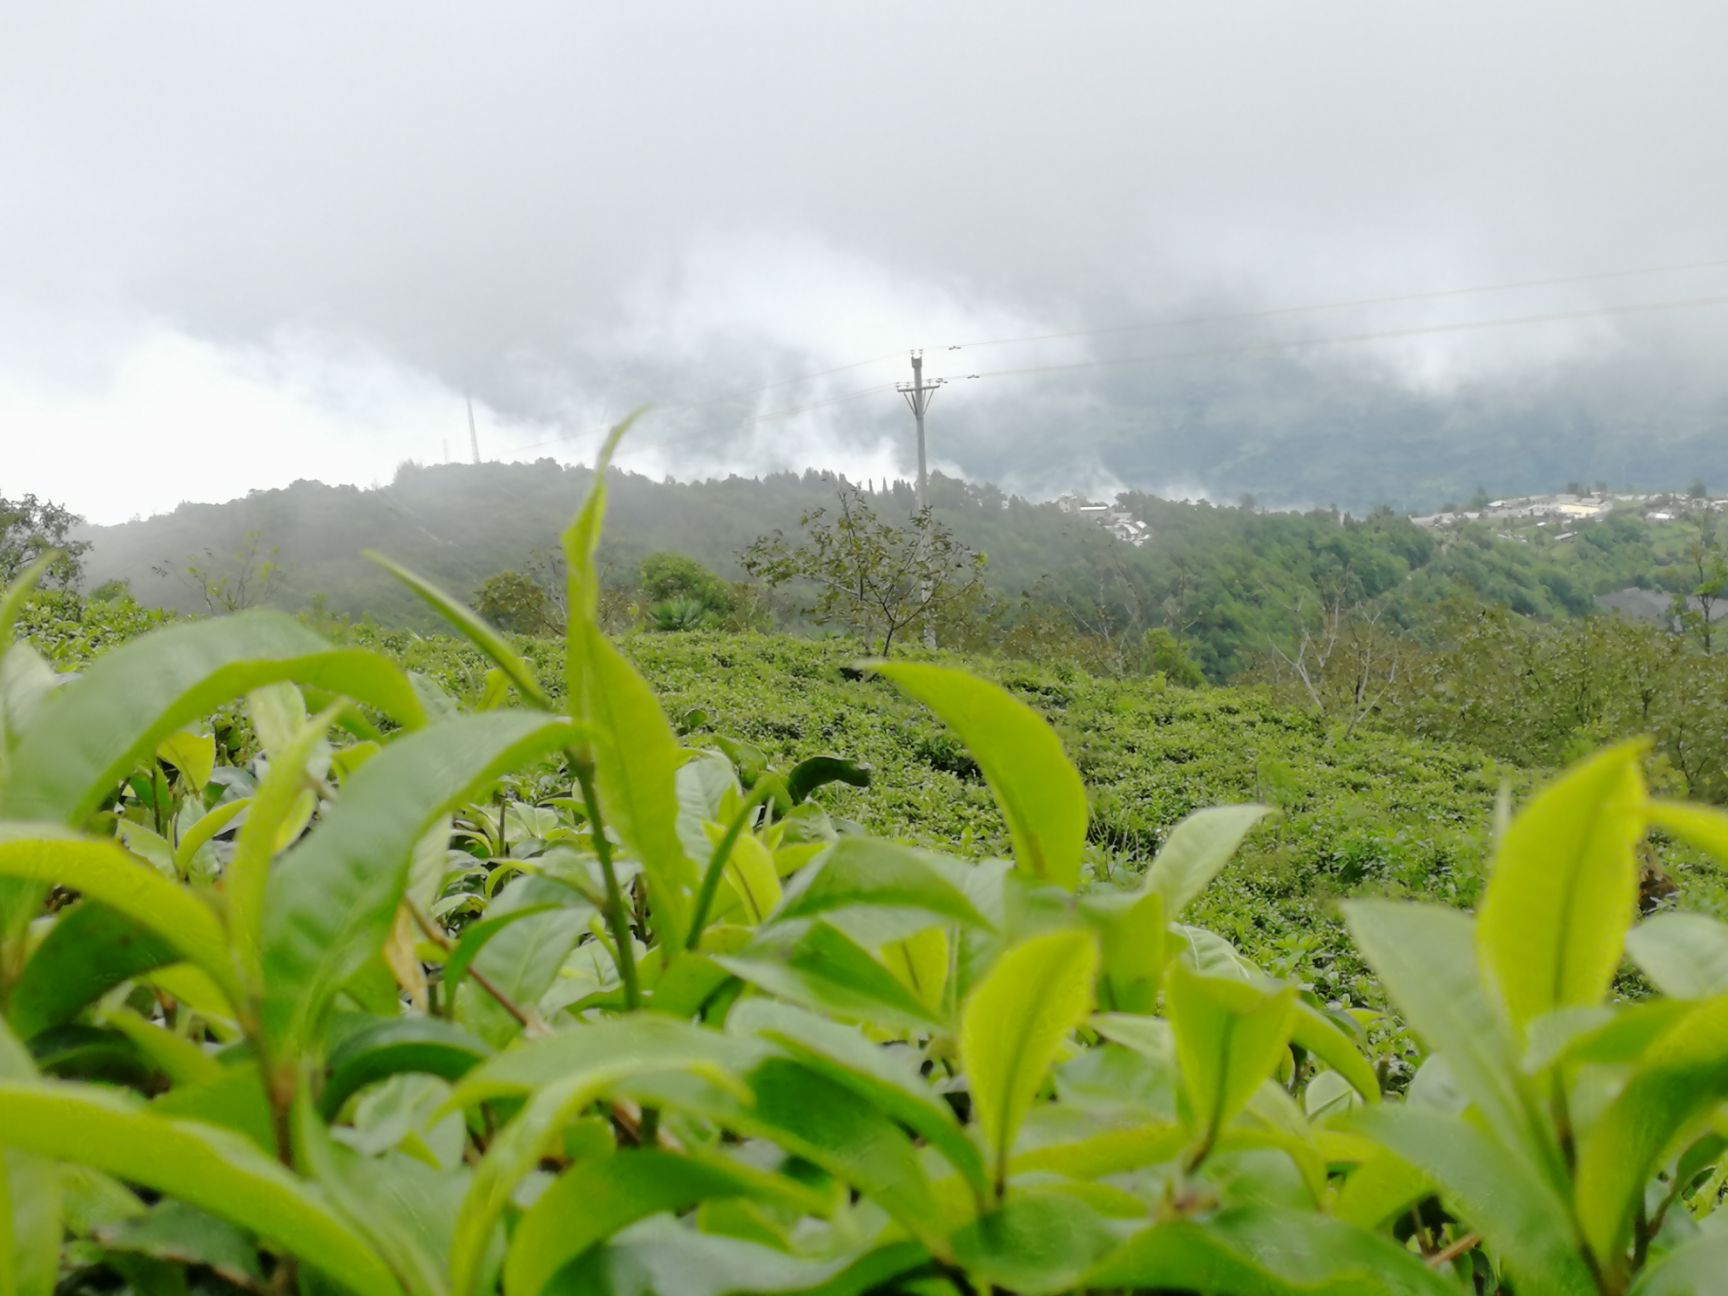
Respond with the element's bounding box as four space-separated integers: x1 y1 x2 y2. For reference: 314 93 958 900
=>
925 254 1728 355
491 255 1728 460
922 292 1728 386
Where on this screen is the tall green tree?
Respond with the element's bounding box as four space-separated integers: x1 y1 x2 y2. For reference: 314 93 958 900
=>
0 493 90 589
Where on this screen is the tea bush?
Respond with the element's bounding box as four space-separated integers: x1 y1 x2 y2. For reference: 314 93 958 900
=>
5 437 1728 1293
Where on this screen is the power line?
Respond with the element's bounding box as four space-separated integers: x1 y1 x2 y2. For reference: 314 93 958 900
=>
923 292 1728 386
492 255 1728 461
927 254 1728 355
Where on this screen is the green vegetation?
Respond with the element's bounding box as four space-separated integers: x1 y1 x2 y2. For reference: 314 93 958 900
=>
8 444 1728 1294
741 488 987 654
81 462 1728 682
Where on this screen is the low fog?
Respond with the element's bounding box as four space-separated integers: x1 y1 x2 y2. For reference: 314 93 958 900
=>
5 3 1728 520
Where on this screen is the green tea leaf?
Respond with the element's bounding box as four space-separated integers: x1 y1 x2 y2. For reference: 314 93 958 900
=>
1630 1229 1728 1296
727 999 988 1198
1165 962 1297 1150
171 797 250 878
574 625 698 952
1290 1002 1380 1103
293 1091 452 1296
874 662 1087 888
960 927 1098 1189
1353 1106 1598 1295
1476 742 1646 1031
771 837 988 929
1341 900 1552 1172
449 1024 752 1296
715 921 944 1032
0 829 238 1008
6 904 176 1041
1626 911 1728 998
735 1058 949 1253
154 730 214 794
0 1018 60 1296
226 702 345 985
320 1018 492 1120
89 1201 264 1291
554 1219 925 1296
504 1150 807 1296
1083 1205 1458 1295
1143 804 1272 918
784 755 871 805
260 713 581 1055
0 1080 400 1296
1574 994 1728 1276
950 1190 1121 1296
0 613 424 825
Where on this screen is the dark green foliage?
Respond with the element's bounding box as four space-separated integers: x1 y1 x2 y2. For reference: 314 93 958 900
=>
473 569 559 634
1 493 89 589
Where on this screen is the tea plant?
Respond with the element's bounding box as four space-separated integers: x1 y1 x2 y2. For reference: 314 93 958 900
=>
3 429 1728 1294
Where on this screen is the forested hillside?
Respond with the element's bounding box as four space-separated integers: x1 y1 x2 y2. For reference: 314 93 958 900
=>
80 459 1724 677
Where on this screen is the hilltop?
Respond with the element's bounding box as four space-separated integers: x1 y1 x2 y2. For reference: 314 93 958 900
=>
74 458 1725 678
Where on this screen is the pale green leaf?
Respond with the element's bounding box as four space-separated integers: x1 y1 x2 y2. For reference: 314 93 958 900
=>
1341 900 1554 1173
1626 911 1728 999
0 828 238 1007
874 662 1088 889
581 630 699 952
1165 962 1297 1149
1143 804 1272 918
0 1018 59 1296
1477 742 1646 1030
260 713 581 1054
504 1150 810 1296
1083 1204 1458 1294
0 1081 400 1296
771 836 987 929
0 613 424 825
1574 994 1728 1276
961 927 1099 1188
1353 1106 1597 1296
154 730 214 793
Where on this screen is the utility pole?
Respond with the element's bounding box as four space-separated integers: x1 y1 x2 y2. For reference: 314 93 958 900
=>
897 351 943 512
897 351 945 648
467 395 481 464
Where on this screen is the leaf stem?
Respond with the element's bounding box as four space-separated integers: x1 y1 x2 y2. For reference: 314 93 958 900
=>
573 760 641 1011
1426 1231 1481 1269
408 900 546 1035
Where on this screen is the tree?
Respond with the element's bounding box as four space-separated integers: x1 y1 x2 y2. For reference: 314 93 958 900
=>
0 492 90 589
741 488 986 654
1265 597 1407 739
474 569 557 634
1670 514 1728 653
639 553 734 628
154 530 283 613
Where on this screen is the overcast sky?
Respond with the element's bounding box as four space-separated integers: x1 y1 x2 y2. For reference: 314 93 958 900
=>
6 3 1728 522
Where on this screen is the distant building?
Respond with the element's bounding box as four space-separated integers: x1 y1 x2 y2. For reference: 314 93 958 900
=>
1055 494 1150 546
